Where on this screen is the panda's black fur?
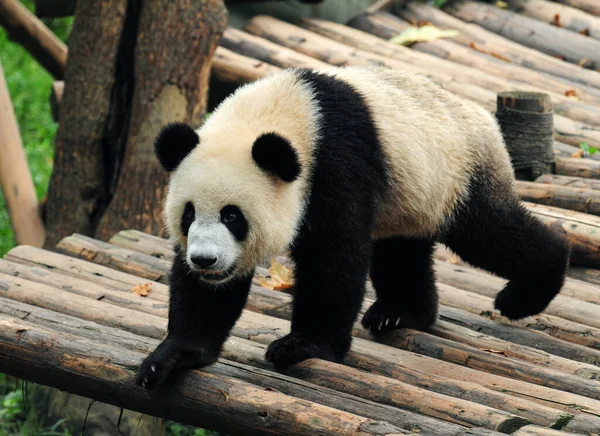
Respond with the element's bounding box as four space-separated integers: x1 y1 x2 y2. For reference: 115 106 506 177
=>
137 68 570 390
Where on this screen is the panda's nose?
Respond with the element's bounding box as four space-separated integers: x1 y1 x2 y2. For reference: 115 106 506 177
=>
191 256 218 269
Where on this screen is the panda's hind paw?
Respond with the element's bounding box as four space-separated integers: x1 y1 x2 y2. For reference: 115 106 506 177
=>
265 332 345 370
494 280 560 320
362 300 436 334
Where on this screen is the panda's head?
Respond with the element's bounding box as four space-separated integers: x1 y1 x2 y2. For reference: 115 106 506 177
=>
155 121 305 285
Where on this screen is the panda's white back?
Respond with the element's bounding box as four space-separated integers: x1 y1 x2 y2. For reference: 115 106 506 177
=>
321 66 515 239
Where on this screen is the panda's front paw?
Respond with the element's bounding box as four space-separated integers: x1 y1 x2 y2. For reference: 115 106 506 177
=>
265 332 346 370
136 345 178 391
136 338 219 391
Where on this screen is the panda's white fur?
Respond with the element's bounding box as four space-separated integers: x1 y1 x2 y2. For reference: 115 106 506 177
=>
165 66 514 271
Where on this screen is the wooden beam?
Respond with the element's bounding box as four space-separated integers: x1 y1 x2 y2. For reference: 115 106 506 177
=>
0 62 44 247
0 0 67 79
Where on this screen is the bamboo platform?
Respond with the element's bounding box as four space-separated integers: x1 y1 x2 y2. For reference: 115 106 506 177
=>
4 0 600 434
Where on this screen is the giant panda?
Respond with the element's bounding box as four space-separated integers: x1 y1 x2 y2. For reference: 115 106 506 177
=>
137 65 570 390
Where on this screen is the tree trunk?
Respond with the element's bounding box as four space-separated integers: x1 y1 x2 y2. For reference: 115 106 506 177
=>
95 0 227 240
0 62 45 247
0 0 68 79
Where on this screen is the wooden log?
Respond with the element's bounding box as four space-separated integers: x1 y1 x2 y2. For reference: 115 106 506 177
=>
441 0 600 68
47 238 600 400
0 0 67 79
550 0 600 16
299 17 600 128
239 16 600 148
220 28 329 70
347 11 600 105
516 180 600 215
212 46 281 85
555 156 600 178
512 0 600 41
394 2 600 89
512 426 574 436
12 247 600 420
0 63 45 247
553 140 600 160
34 0 75 18
49 80 63 122
536 174 600 189
95 0 227 241
568 266 600 285
54 233 600 351
524 201 600 268
497 92 554 180
1 296 582 433
0 317 419 436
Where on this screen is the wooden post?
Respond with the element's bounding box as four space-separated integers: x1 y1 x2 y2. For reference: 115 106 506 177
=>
496 92 554 181
0 62 45 247
0 0 68 79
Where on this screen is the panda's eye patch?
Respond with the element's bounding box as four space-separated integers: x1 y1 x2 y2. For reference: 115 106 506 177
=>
181 202 195 236
220 205 248 241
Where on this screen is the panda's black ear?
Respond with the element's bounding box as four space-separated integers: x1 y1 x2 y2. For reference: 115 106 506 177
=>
252 133 301 183
155 122 199 172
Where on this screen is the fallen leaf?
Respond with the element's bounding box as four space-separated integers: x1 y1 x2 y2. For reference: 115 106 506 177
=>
258 259 294 291
390 25 459 46
551 13 561 27
571 149 584 158
495 0 508 8
564 89 577 97
131 283 152 297
579 28 590 36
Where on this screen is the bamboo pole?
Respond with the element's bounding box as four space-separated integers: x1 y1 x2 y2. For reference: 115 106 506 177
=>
0 63 45 247
0 0 67 79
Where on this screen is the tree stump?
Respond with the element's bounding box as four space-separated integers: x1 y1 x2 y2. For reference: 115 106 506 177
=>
496 92 554 181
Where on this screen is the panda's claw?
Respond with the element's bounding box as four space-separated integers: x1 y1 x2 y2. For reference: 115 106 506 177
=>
395 317 401 327
385 318 390 326
150 365 156 373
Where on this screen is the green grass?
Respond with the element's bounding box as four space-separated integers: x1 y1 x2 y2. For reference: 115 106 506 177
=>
0 1 72 257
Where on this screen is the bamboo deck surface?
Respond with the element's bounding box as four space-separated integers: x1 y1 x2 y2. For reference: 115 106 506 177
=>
4 0 600 434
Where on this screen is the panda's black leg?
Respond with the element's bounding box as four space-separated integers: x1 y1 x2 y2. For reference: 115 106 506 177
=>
362 237 438 334
136 247 252 390
265 222 372 370
441 194 570 320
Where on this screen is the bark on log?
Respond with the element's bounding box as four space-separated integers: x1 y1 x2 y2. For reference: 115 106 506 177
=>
497 92 554 180
0 63 45 247
252 15 600 129
512 426 576 436
212 46 281 85
46 237 600 401
441 0 600 68
49 80 63 122
516 180 600 215
299 17 600 127
0 317 419 436
239 16 600 148
9 245 600 421
550 0 600 16
34 0 75 18
0 0 67 79
536 173 600 189
511 0 600 41
524 201 600 267
394 2 600 89
347 11 600 105
56 232 600 351
95 0 227 240
555 156 600 178
43 0 128 249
